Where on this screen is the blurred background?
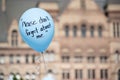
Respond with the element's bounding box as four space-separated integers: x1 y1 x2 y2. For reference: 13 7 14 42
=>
0 0 120 80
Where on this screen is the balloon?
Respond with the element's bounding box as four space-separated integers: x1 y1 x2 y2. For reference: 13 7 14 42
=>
19 8 54 52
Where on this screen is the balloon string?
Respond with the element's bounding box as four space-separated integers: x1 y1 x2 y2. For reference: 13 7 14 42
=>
39 54 42 80
41 52 47 73
35 54 41 80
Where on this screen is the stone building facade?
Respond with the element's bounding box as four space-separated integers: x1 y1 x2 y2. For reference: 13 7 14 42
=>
0 0 120 80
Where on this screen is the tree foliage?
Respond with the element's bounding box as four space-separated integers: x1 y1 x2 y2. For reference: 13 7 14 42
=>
13 74 17 80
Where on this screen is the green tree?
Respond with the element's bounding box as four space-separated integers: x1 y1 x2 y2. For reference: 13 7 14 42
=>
13 74 18 80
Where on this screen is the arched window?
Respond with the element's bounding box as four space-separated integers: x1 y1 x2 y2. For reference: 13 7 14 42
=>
16 55 20 64
73 25 77 37
25 72 30 80
113 22 120 38
32 54 35 63
9 54 14 64
43 50 55 62
75 69 83 79
0 54 5 64
64 25 69 37
8 73 14 80
11 30 18 47
16 73 20 80
43 70 55 80
90 26 94 37
98 26 103 37
117 22 120 38
25 54 29 64
118 69 120 80
115 50 120 63
31 73 36 80
62 54 70 63
113 22 116 37
62 69 70 80
0 73 4 80
81 24 86 37
100 69 108 79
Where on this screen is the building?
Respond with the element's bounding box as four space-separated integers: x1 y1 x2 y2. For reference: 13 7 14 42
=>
0 0 120 80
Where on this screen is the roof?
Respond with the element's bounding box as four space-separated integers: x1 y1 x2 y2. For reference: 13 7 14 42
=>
0 0 70 42
108 0 120 4
0 0 119 42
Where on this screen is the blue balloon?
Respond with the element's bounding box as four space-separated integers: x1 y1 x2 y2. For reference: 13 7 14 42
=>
19 8 54 52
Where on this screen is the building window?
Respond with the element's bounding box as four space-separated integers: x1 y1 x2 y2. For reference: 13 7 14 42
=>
62 70 70 80
115 50 120 63
10 54 14 64
100 69 108 79
8 73 14 80
81 0 86 9
25 72 30 80
87 56 95 63
43 51 55 62
0 73 4 80
74 56 83 63
11 30 18 47
113 22 116 37
100 56 108 63
88 69 95 79
31 73 36 80
114 22 120 38
0 54 5 64
98 26 103 37
50 51 55 62
118 69 120 80
62 55 70 63
32 55 35 63
75 69 83 79
16 73 20 80
16 55 20 64
90 26 94 37
64 25 69 37
81 24 86 37
73 25 77 37
26 55 29 64
117 22 119 37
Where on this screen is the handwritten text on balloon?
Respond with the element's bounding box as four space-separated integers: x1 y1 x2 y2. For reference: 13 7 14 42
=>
21 16 51 39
